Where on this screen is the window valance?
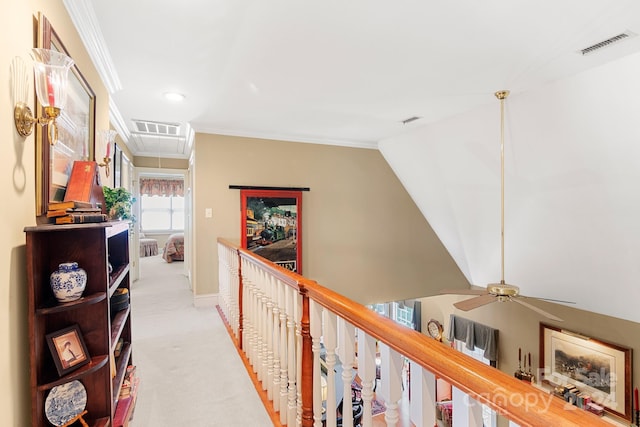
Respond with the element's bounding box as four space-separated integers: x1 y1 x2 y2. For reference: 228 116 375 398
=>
139 178 184 197
446 314 499 362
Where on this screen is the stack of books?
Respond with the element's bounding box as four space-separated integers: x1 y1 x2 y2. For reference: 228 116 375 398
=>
46 201 107 225
114 365 139 427
118 365 138 400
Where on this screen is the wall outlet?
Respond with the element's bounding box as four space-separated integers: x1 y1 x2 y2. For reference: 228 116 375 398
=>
205 208 213 218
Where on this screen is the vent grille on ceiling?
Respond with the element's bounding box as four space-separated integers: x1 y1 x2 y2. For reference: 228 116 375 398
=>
580 31 636 55
401 116 421 124
132 119 180 136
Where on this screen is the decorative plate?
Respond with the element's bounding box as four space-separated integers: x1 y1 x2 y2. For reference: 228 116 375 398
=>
44 380 87 426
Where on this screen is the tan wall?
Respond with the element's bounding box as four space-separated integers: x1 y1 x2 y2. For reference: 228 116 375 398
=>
1 2 110 425
420 294 640 426
192 134 469 302
134 156 189 170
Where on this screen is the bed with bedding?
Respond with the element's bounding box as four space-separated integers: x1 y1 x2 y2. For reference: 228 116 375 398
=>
162 233 184 263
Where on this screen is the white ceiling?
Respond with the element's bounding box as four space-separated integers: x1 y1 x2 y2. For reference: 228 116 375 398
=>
63 1 640 322
65 0 640 158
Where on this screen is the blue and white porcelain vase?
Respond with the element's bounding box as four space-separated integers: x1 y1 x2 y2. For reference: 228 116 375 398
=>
50 262 87 303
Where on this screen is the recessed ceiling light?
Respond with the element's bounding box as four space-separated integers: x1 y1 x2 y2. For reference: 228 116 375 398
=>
164 92 185 101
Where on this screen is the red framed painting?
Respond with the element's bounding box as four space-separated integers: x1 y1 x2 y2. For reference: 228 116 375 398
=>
240 189 302 273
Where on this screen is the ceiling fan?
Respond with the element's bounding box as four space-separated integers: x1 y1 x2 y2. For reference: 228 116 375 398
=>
440 90 572 322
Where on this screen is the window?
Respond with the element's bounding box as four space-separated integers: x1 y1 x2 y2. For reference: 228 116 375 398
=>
454 340 497 427
140 194 184 232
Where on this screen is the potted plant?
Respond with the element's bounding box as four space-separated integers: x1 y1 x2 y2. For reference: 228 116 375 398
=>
102 186 136 221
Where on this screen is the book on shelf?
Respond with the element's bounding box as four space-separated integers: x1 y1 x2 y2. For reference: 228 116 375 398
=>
46 207 102 218
64 161 99 203
47 200 94 211
68 207 102 213
55 213 108 225
62 161 106 210
113 396 133 427
46 209 70 218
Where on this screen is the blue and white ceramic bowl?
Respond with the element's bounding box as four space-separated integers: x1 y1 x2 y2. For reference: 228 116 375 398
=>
44 380 87 426
50 262 87 303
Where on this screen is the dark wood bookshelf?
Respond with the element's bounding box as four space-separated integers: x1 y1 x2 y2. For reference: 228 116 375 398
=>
25 221 136 426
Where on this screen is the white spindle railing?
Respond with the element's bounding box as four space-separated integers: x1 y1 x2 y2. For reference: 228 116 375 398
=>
217 239 613 427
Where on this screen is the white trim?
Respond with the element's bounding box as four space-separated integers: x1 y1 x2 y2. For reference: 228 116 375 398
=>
63 0 122 94
192 125 379 150
194 293 217 308
109 97 131 142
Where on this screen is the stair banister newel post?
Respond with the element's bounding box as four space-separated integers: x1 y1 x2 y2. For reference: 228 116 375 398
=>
299 285 314 427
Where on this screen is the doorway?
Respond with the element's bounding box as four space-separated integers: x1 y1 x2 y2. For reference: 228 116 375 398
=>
133 168 191 288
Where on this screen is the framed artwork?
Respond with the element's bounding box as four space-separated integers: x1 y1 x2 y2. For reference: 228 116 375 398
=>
46 324 90 377
540 323 632 421
113 143 122 187
36 14 96 217
240 189 302 273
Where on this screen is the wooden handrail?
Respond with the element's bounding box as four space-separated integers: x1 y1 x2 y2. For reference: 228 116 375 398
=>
218 238 613 427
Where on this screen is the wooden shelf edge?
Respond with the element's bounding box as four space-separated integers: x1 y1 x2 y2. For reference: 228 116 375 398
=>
111 306 131 345
106 221 129 238
92 416 111 427
24 222 112 233
112 343 132 400
38 355 109 391
108 264 130 296
37 292 107 315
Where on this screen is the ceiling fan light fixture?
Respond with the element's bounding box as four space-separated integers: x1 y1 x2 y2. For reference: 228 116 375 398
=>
441 90 566 321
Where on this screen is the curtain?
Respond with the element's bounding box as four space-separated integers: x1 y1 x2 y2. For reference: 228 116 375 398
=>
447 314 499 362
139 178 184 197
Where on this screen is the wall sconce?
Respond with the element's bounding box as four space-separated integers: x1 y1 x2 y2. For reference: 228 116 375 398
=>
14 48 74 145
98 130 116 178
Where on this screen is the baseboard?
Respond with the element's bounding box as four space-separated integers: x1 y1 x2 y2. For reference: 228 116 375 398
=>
193 293 217 308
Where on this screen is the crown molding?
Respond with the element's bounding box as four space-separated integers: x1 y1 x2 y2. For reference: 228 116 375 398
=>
109 97 130 142
192 125 379 150
63 0 122 94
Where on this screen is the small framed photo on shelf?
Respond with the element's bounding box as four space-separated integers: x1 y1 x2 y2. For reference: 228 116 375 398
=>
46 324 90 376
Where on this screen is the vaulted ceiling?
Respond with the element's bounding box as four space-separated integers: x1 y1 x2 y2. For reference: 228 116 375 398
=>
65 0 640 156
65 1 640 322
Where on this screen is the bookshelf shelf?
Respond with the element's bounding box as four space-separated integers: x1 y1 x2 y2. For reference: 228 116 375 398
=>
36 292 107 315
25 222 136 426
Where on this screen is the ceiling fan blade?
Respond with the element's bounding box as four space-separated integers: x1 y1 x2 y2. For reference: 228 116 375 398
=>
512 298 564 322
454 294 496 311
440 288 488 296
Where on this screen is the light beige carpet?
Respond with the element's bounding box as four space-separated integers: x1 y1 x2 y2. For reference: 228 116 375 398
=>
128 255 272 426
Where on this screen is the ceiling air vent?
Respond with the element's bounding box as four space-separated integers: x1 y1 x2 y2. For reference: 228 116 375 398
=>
401 116 421 125
132 119 180 136
580 31 636 55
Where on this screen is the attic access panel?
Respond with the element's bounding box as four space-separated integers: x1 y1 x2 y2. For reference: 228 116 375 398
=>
240 189 302 273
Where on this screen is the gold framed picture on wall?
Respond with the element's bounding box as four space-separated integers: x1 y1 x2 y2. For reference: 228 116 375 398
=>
35 13 96 218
